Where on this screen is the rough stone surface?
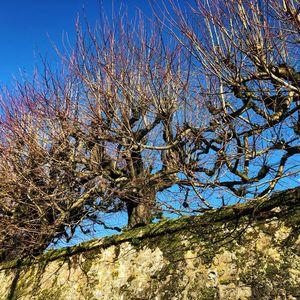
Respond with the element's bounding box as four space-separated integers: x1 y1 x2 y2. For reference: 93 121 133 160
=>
1 187 300 299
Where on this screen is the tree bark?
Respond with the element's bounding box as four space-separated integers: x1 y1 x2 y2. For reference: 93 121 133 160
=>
126 192 155 228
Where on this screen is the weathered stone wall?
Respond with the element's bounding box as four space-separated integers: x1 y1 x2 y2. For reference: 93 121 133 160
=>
1 188 300 300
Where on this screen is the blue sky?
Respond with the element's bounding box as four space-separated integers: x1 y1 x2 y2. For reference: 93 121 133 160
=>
0 0 151 86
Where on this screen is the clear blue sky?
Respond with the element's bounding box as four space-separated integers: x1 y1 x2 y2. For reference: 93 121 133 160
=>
0 0 151 86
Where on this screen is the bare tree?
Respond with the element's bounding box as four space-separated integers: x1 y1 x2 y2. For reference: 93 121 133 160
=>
161 0 300 197
0 15 193 261
0 0 299 262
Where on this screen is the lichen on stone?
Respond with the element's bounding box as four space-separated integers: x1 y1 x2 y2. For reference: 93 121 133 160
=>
0 187 300 299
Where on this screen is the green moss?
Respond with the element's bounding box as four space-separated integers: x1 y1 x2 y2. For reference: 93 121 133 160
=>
1 187 300 299
265 263 279 277
219 279 233 285
11 267 36 296
284 210 300 226
130 237 141 246
2 187 299 272
199 287 217 299
36 287 63 300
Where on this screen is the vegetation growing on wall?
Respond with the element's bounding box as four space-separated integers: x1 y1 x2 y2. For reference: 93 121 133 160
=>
0 187 299 299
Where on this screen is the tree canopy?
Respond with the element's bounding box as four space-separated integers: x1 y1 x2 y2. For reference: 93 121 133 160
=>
0 0 299 262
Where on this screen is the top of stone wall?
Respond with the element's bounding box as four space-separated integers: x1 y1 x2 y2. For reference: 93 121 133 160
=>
1 186 300 271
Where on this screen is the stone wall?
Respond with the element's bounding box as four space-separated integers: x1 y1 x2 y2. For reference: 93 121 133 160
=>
1 188 300 299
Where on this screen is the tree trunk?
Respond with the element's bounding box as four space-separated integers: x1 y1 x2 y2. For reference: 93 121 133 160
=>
126 192 155 228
